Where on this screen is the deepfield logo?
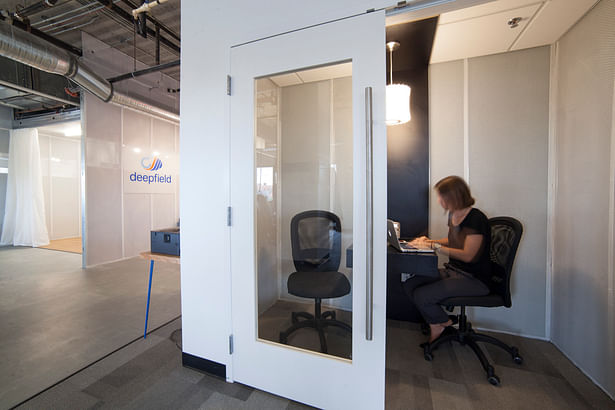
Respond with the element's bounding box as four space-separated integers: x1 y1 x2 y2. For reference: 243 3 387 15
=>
130 156 172 184
141 156 163 171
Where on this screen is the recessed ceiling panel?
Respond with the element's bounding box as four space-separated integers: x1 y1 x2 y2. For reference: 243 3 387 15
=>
268 73 302 87
297 62 352 83
512 0 598 50
430 4 540 64
438 0 541 24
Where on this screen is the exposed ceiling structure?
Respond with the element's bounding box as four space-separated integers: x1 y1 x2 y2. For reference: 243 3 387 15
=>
0 0 180 120
0 0 180 78
0 0 601 122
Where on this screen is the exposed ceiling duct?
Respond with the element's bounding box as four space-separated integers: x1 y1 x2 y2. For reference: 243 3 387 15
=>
0 19 179 122
0 19 112 101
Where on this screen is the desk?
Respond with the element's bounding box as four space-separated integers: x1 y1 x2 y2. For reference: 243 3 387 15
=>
346 246 438 321
139 252 180 338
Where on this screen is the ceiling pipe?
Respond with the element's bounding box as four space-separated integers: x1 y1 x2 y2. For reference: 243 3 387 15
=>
132 0 169 18
0 19 179 122
15 0 59 20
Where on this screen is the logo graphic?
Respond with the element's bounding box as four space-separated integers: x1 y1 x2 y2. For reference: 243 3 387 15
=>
141 156 163 171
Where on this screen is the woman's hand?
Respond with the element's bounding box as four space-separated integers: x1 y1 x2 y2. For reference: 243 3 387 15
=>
409 236 430 247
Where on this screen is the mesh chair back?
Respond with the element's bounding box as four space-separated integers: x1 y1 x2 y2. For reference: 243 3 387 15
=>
290 210 341 272
487 217 523 307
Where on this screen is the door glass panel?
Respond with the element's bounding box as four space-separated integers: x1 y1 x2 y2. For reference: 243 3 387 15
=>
255 62 353 359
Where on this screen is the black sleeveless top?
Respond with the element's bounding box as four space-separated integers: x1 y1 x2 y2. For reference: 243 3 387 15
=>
448 208 491 284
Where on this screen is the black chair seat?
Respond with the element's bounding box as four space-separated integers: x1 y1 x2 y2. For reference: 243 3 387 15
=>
288 271 350 299
442 294 504 308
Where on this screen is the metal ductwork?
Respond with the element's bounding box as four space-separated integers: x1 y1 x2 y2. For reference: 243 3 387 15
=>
0 19 113 102
0 19 179 122
15 0 59 20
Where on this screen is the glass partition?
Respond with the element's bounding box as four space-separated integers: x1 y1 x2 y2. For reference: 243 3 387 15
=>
255 62 353 359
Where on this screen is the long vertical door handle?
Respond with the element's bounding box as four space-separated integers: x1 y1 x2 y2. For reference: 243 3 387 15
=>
365 87 374 341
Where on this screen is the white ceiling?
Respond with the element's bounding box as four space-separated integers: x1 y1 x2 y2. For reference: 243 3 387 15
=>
268 62 352 88
428 0 598 64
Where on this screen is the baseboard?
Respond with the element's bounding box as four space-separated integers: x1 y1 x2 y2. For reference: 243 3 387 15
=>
85 255 134 268
182 352 226 379
473 326 550 342
551 340 615 401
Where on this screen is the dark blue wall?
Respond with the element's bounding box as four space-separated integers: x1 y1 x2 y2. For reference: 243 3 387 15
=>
386 17 437 239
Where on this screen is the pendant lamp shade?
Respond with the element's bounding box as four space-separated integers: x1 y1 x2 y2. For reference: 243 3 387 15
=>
385 41 411 126
386 84 411 125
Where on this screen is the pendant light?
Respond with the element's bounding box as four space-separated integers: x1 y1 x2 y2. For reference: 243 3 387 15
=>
386 41 411 126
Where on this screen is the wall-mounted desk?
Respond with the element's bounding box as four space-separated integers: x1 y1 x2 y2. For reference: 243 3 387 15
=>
346 246 438 321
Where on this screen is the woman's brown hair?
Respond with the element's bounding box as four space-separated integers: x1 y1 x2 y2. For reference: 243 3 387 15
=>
434 176 475 211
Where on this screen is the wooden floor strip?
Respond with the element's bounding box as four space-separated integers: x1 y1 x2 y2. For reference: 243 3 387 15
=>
39 237 82 254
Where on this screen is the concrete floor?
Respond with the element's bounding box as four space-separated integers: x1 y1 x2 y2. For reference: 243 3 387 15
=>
0 246 180 409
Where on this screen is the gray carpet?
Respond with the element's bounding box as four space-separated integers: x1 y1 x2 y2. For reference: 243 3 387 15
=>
0 246 181 409
15 316 615 409
258 300 352 359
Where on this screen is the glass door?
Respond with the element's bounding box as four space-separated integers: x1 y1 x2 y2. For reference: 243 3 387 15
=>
230 11 387 409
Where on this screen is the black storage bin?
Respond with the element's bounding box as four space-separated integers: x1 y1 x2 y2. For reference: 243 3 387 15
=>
151 228 180 256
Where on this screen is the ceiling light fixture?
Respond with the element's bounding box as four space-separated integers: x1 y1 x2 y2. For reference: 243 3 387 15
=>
508 17 522 28
386 41 411 126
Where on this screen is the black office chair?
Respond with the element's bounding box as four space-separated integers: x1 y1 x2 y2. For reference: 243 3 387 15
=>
423 217 523 386
279 210 352 354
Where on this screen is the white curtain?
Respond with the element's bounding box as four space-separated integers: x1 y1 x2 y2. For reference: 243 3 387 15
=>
0 128 49 247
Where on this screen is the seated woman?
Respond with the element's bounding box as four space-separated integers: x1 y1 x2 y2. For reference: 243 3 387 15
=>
404 175 491 343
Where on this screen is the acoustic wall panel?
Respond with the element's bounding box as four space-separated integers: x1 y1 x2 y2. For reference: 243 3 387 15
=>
468 46 550 338
428 60 465 242
552 0 615 397
123 193 151 257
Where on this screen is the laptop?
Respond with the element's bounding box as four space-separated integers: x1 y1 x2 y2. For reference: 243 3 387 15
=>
387 219 434 253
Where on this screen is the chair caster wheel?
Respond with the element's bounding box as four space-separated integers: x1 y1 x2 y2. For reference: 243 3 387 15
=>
510 347 523 364
487 375 500 386
424 352 433 361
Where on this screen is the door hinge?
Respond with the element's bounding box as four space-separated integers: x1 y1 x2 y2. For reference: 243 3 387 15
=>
229 334 234 354
227 75 232 96
227 206 232 226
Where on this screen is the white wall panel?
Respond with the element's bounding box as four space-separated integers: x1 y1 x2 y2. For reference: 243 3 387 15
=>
123 110 151 148
152 193 176 230
51 176 81 239
428 60 465 242
86 166 123 264
468 46 550 338
152 119 176 154
552 0 615 398
37 133 81 240
123 193 151 257
429 47 550 339
84 93 179 264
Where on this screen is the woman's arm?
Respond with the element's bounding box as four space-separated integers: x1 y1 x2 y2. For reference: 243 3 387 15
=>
410 236 449 247
434 234 482 263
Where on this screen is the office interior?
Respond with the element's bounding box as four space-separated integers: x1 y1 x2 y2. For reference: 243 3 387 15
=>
0 0 613 408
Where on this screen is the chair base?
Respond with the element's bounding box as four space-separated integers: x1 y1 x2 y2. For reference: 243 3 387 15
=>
279 298 351 354
423 307 523 386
